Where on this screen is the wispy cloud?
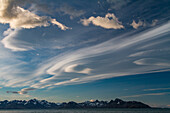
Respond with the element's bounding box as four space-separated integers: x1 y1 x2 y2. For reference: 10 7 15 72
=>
0 13 169 89
122 92 170 98
1 28 34 51
56 4 85 19
0 42 34 88
30 22 170 89
144 88 170 91
107 0 130 10
133 58 170 66
64 64 92 74
7 88 36 95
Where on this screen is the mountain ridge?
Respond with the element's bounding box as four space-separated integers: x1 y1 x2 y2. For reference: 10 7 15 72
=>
0 98 151 109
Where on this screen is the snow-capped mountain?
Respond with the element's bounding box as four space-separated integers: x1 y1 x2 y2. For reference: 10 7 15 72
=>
0 98 150 109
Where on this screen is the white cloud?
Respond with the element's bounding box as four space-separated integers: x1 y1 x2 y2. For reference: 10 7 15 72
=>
122 92 170 98
134 58 170 66
151 19 158 26
130 20 143 29
64 64 79 73
131 19 158 29
80 13 124 29
0 0 71 51
144 88 170 91
0 0 70 30
54 78 80 86
1 26 70 52
0 42 36 88
19 88 36 94
1 28 34 51
51 19 71 30
64 64 92 74
78 68 92 74
29 22 170 88
0 21 169 89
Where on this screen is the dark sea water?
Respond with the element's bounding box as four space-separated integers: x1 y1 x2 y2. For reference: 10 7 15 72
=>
0 109 170 113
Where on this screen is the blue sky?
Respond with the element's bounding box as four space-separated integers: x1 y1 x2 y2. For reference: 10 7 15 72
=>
0 0 170 108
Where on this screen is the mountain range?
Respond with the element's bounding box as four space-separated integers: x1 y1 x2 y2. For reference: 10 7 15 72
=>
0 98 150 109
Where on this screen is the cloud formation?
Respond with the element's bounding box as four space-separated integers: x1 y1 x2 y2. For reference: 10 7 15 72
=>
1 28 33 51
134 58 170 66
56 4 85 19
130 20 144 29
144 88 170 91
29 22 170 89
0 1 169 90
0 22 168 89
0 0 71 51
80 13 124 29
7 88 36 95
0 0 70 30
122 92 170 98
0 22 169 90
107 0 130 10
131 19 158 29
64 64 92 74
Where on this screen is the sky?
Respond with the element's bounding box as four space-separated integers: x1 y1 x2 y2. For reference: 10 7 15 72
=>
0 0 170 108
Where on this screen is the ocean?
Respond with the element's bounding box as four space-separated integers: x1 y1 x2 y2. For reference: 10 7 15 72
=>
0 109 170 113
